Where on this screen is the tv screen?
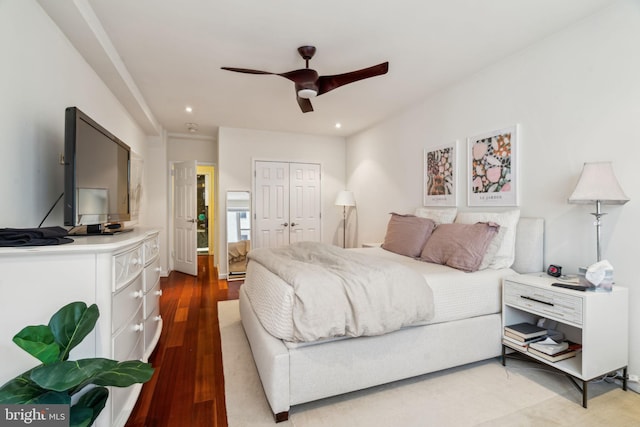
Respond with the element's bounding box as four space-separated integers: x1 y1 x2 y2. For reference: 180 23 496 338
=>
64 107 131 228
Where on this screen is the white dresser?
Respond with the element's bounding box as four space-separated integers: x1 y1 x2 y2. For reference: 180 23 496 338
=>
0 228 162 427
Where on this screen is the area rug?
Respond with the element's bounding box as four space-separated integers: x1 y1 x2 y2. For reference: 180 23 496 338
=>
219 300 639 427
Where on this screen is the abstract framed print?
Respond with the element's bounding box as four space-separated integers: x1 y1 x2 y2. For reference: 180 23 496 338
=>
467 125 519 207
424 142 457 207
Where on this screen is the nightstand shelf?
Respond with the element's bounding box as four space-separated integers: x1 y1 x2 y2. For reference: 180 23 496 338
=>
501 274 629 408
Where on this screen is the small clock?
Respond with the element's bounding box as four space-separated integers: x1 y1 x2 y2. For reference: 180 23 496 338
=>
547 264 562 277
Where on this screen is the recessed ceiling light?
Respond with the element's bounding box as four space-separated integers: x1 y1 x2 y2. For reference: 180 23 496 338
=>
335 122 342 129
185 106 193 113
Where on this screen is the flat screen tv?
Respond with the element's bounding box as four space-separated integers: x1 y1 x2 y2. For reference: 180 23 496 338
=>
64 107 131 231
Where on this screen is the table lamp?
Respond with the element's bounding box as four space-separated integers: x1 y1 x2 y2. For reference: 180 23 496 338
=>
568 161 629 262
335 190 356 248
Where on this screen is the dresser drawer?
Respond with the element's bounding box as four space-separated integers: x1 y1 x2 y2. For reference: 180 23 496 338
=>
143 257 161 292
144 234 160 265
112 303 144 362
144 280 162 318
114 245 144 291
112 274 144 333
144 305 162 358
504 281 583 326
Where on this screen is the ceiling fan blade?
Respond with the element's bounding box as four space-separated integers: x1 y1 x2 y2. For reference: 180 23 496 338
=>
279 69 319 85
221 67 276 75
223 67 318 88
296 94 314 113
317 62 389 95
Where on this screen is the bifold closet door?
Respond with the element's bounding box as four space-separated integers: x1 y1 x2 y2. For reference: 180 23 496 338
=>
288 162 321 244
254 161 321 249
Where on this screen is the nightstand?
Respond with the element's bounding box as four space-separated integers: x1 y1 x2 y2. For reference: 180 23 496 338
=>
501 274 629 408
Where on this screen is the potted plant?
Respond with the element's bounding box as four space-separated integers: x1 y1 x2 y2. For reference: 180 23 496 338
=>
0 301 154 427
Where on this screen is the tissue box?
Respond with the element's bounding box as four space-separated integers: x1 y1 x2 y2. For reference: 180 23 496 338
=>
578 267 613 291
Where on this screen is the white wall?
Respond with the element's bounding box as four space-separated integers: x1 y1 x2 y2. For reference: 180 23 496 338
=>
347 0 640 389
143 133 169 274
167 134 218 163
0 0 149 229
218 127 346 276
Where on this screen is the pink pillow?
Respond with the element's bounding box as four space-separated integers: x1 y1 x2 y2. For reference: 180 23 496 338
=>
420 222 500 272
381 213 436 258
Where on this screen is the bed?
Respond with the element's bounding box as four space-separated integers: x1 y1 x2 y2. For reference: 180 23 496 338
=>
238 213 544 422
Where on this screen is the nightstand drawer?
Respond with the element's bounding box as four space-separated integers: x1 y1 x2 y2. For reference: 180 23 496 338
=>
504 281 583 326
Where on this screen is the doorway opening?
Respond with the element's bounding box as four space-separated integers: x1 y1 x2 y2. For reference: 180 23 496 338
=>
196 165 215 256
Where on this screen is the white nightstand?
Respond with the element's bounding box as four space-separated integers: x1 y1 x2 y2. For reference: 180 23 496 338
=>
501 274 629 408
361 242 382 248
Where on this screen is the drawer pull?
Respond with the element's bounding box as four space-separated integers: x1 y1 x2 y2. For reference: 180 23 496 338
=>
155 290 163 297
154 315 162 322
133 323 144 332
520 295 554 306
131 258 141 266
133 290 143 299
155 267 162 272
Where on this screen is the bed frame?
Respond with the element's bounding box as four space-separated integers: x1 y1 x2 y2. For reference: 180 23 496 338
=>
239 217 544 422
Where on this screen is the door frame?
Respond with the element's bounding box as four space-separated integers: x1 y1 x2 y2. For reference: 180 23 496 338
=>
196 164 216 256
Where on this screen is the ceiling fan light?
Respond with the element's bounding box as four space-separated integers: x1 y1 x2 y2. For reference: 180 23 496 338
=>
298 88 318 99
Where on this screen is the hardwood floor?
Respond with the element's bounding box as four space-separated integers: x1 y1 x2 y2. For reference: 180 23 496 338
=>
125 255 240 427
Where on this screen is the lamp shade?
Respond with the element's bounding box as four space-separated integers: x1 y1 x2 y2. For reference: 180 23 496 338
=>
568 162 629 205
335 190 356 207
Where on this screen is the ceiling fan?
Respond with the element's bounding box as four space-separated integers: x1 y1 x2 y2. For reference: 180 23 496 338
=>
221 46 389 113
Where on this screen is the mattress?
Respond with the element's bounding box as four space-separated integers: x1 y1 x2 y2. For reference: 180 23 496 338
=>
243 247 514 345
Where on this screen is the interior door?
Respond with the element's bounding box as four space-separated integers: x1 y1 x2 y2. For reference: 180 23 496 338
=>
254 161 289 249
174 160 198 276
289 163 321 243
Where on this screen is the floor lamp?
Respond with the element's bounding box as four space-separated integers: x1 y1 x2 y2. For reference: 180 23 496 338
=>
335 190 356 248
568 162 629 262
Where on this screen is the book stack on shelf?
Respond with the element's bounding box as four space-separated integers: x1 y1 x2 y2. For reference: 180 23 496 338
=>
503 322 583 362
528 339 582 362
502 322 548 348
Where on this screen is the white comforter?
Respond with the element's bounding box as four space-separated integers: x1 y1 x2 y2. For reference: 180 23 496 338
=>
246 242 434 342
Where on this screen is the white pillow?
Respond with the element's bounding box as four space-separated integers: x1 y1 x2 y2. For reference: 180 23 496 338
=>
414 207 457 225
454 209 520 269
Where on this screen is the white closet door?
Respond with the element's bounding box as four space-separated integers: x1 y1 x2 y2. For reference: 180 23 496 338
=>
253 161 321 249
254 161 290 249
289 163 321 244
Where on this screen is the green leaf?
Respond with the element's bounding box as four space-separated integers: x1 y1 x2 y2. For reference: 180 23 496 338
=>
29 390 71 405
12 325 61 364
69 407 93 427
30 359 153 393
0 372 44 404
91 360 154 388
48 302 99 361
30 360 107 392
72 387 108 427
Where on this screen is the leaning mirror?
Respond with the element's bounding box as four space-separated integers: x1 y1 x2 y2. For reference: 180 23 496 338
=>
226 191 251 281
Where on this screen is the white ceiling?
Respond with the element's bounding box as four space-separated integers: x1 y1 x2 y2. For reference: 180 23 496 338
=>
38 0 615 138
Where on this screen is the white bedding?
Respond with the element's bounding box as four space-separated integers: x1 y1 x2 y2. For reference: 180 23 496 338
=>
351 248 515 324
243 246 514 346
245 242 434 342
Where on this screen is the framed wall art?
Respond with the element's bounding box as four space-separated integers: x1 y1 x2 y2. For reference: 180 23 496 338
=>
423 142 457 207
467 125 519 207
